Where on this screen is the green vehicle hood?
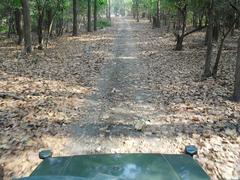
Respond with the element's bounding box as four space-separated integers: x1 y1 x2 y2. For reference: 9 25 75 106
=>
19 154 210 180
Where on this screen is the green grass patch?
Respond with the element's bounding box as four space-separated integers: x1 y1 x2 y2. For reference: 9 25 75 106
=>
97 19 111 29
0 25 7 33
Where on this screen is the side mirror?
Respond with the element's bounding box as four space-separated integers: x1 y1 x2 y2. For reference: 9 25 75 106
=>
39 150 53 160
185 145 198 157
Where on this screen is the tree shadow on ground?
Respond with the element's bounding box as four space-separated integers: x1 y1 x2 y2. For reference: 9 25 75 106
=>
71 119 240 139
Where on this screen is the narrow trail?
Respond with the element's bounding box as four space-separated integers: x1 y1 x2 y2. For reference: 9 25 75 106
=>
65 18 173 155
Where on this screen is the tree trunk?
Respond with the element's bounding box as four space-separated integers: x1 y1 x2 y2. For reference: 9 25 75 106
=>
236 15 240 29
167 17 171 32
94 0 97 31
233 37 240 102
231 26 235 36
175 35 184 51
56 9 64 36
213 19 219 42
198 15 203 28
175 6 187 51
72 0 78 36
87 0 92 32
212 19 236 78
193 12 197 28
108 0 111 21
176 9 181 30
136 0 139 22
133 5 136 19
8 11 15 38
212 38 224 78
173 21 176 30
45 9 54 47
203 0 214 79
148 13 152 23
164 13 167 26
106 6 108 19
15 8 23 45
37 11 44 49
46 9 53 37
152 16 157 28
21 0 32 53
156 0 160 28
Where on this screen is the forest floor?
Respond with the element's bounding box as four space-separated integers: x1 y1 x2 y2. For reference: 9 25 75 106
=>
0 17 240 180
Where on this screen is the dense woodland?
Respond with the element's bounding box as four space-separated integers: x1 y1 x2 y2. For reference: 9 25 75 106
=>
133 0 240 101
0 0 240 100
0 0 240 179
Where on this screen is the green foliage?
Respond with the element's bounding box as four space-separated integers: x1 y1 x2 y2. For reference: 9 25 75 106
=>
0 25 8 33
214 0 237 31
98 0 107 7
12 0 21 8
97 19 111 29
0 0 238 37
97 0 108 15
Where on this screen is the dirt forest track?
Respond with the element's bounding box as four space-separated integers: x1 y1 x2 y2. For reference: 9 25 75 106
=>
0 17 240 180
